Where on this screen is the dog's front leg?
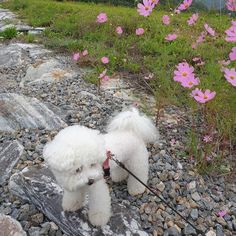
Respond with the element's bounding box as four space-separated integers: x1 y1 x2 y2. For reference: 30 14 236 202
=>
62 187 86 212
88 179 111 226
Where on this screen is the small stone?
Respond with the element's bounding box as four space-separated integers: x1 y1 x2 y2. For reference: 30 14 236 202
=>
0 214 26 236
216 217 227 226
190 209 198 220
160 150 166 156
177 162 183 170
28 226 41 236
188 181 196 190
144 206 152 214
167 226 180 236
191 192 201 202
206 230 216 236
232 220 236 231
156 181 165 192
31 213 44 225
216 224 224 236
154 227 164 236
183 224 197 235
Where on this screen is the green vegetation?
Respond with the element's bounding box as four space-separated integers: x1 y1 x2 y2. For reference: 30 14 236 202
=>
0 26 17 39
3 0 236 174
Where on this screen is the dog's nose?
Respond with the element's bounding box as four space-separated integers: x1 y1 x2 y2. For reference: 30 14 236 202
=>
88 179 94 185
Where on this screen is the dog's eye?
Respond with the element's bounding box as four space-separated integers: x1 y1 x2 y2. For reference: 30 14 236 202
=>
76 166 83 173
90 163 96 168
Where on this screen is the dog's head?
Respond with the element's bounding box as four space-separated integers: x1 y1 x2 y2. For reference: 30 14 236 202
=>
43 125 106 189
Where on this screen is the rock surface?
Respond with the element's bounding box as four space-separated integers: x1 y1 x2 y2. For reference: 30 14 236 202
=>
0 93 66 132
0 214 26 236
21 59 76 86
0 140 24 185
9 165 148 236
0 44 23 69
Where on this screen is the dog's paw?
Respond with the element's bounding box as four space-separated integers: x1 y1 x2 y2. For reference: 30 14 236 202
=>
89 211 110 226
128 184 146 196
62 200 83 212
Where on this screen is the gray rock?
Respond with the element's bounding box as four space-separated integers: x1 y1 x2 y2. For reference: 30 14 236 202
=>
167 226 180 236
0 140 24 185
0 44 22 69
216 224 224 236
0 23 15 32
188 181 196 190
191 192 201 202
183 224 197 235
0 9 15 21
28 226 41 236
9 165 148 236
0 93 66 132
0 213 26 236
20 59 76 86
190 209 198 220
14 43 51 58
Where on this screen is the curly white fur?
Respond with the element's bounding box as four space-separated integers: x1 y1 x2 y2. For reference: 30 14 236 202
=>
43 108 159 226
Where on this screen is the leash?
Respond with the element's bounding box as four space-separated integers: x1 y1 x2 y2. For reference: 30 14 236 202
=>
108 152 205 235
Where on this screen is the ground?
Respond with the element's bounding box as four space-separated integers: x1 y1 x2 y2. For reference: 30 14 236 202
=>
0 1 236 236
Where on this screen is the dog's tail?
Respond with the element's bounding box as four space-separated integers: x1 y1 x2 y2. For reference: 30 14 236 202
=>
107 108 159 144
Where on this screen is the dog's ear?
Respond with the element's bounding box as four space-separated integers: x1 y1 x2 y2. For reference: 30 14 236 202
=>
43 140 76 172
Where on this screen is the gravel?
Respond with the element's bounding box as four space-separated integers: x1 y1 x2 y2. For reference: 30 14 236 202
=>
0 6 236 236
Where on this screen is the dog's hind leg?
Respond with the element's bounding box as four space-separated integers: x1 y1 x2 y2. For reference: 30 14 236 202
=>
126 148 149 196
62 188 86 212
88 179 111 226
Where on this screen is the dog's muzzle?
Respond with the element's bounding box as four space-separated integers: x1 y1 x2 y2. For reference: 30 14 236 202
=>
88 179 95 185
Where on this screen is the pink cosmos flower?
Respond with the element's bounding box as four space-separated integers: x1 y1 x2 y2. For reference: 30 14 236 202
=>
174 9 181 14
191 88 216 103
204 23 215 36
137 0 154 17
225 24 236 42
226 0 236 11
180 77 200 88
196 31 207 43
187 13 198 26
192 57 205 66
72 52 80 61
203 135 212 143
162 15 170 25
174 62 195 82
149 0 159 6
116 26 123 35
102 75 110 82
178 0 193 11
136 28 145 36
192 31 207 49
82 50 88 56
98 69 107 79
96 13 108 24
224 68 236 86
218 210 227 217
165 33 177 41
229 47 236 61
101 56 109 64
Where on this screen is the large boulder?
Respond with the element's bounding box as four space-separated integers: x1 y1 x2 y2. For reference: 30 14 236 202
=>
0 140 24 185
0 93 66 132
9 165 148 236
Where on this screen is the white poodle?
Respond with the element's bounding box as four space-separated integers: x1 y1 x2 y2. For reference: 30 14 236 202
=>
43 108 159 226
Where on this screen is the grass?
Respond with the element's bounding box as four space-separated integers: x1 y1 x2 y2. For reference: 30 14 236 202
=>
0 26 17 39
2 0 236 174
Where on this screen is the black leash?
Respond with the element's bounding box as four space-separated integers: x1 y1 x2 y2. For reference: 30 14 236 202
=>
109 154 205 235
